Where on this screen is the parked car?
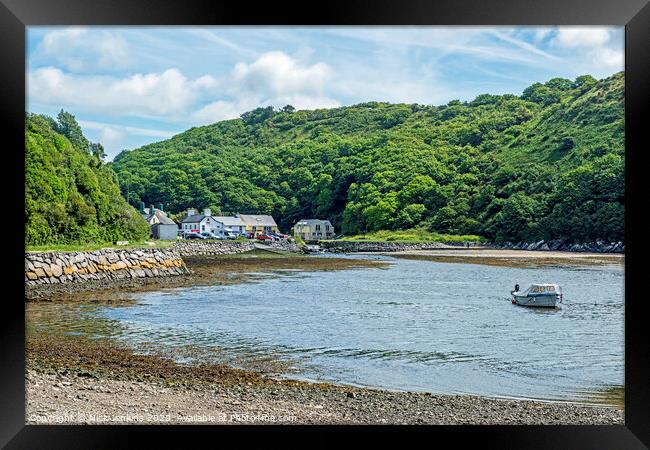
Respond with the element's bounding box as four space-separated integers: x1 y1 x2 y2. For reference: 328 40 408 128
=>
184 231 206 240
200 231 223 240
224 231 238 240
256 233 274 241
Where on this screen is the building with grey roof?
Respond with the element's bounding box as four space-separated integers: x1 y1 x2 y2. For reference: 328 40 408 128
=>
293 219 334 241
238 214 279 237
139 202 178 240
212 216 247 235
181 208 225 237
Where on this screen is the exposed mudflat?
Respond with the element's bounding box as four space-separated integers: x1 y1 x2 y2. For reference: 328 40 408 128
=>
26 333 623 425
378 249 624 268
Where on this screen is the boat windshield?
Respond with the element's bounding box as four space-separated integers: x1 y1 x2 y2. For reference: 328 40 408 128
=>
526 285 561 294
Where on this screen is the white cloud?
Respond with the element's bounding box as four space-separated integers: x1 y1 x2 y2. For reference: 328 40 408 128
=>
192 99 257 124
592 47 624 69
490 30 559 61
79 120 176 139
231 51 333 98
38 27 129 71
30 51 338 126
184 29 256 57
98 126 126 152
29 67 218 118
77 120 178 159
552 27 611 48
191 51 340 125
532 28 553 43
326 28 550 66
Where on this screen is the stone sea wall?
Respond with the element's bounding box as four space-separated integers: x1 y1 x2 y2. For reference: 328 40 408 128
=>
171 240 303 256
171 241 256 256
318 241 480 253
25 248 189 285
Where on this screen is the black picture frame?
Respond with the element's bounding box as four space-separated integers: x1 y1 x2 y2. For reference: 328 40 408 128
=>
2 0 648 447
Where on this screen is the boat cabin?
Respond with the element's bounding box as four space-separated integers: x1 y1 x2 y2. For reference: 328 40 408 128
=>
521 284 561 296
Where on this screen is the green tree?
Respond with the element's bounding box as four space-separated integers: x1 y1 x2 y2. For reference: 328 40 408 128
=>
54 110 89 152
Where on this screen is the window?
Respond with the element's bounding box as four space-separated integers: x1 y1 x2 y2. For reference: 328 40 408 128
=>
326 225 330 230
316 224 321 231
202 225 205 231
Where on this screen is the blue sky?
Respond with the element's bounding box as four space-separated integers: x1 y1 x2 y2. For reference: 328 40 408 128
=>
27 26 624 160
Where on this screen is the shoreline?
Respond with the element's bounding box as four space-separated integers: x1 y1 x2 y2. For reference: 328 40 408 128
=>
25 248 624 301
25 250 624 424
371 248 624 268
24 251 390 302
26 331 624 425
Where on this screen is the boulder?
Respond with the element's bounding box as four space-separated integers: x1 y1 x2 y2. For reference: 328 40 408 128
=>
50 264 63 277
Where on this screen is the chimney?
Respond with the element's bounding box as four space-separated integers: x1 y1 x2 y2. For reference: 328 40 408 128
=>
139 201 145 214
203 208 211 217
187 208 196 217
158 203 163 212
150 204 155 214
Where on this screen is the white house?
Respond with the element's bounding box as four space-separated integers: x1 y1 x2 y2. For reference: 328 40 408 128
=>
181 208 225 236
212 216 247 235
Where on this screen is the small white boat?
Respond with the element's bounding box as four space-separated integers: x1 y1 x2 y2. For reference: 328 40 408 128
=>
511 284 562 308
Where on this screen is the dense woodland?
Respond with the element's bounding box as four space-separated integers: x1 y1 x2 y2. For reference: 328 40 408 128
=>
25 112 150 245
110 72 624 243
26 72 624 245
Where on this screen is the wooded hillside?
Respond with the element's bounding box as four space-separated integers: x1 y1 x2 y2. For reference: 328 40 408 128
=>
108 71 624 243
26 112 150 245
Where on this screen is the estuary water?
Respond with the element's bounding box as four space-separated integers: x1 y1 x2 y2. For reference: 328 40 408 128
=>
94 254 624 403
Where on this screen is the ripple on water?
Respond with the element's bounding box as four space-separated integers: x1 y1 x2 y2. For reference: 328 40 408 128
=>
36 255 624 404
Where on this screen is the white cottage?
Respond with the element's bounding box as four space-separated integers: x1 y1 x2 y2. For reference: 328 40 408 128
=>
181 208 225 236
212 216 247 236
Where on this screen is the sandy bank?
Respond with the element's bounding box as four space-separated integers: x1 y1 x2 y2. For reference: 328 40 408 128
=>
373 249 624 268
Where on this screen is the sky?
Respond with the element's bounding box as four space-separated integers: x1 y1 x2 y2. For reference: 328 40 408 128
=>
27 26 624 160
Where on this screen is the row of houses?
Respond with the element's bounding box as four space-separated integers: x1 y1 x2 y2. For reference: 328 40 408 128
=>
140 202 335 241
180 208 279 238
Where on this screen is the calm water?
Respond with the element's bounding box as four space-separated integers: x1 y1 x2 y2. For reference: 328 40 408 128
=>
94 254 624 403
